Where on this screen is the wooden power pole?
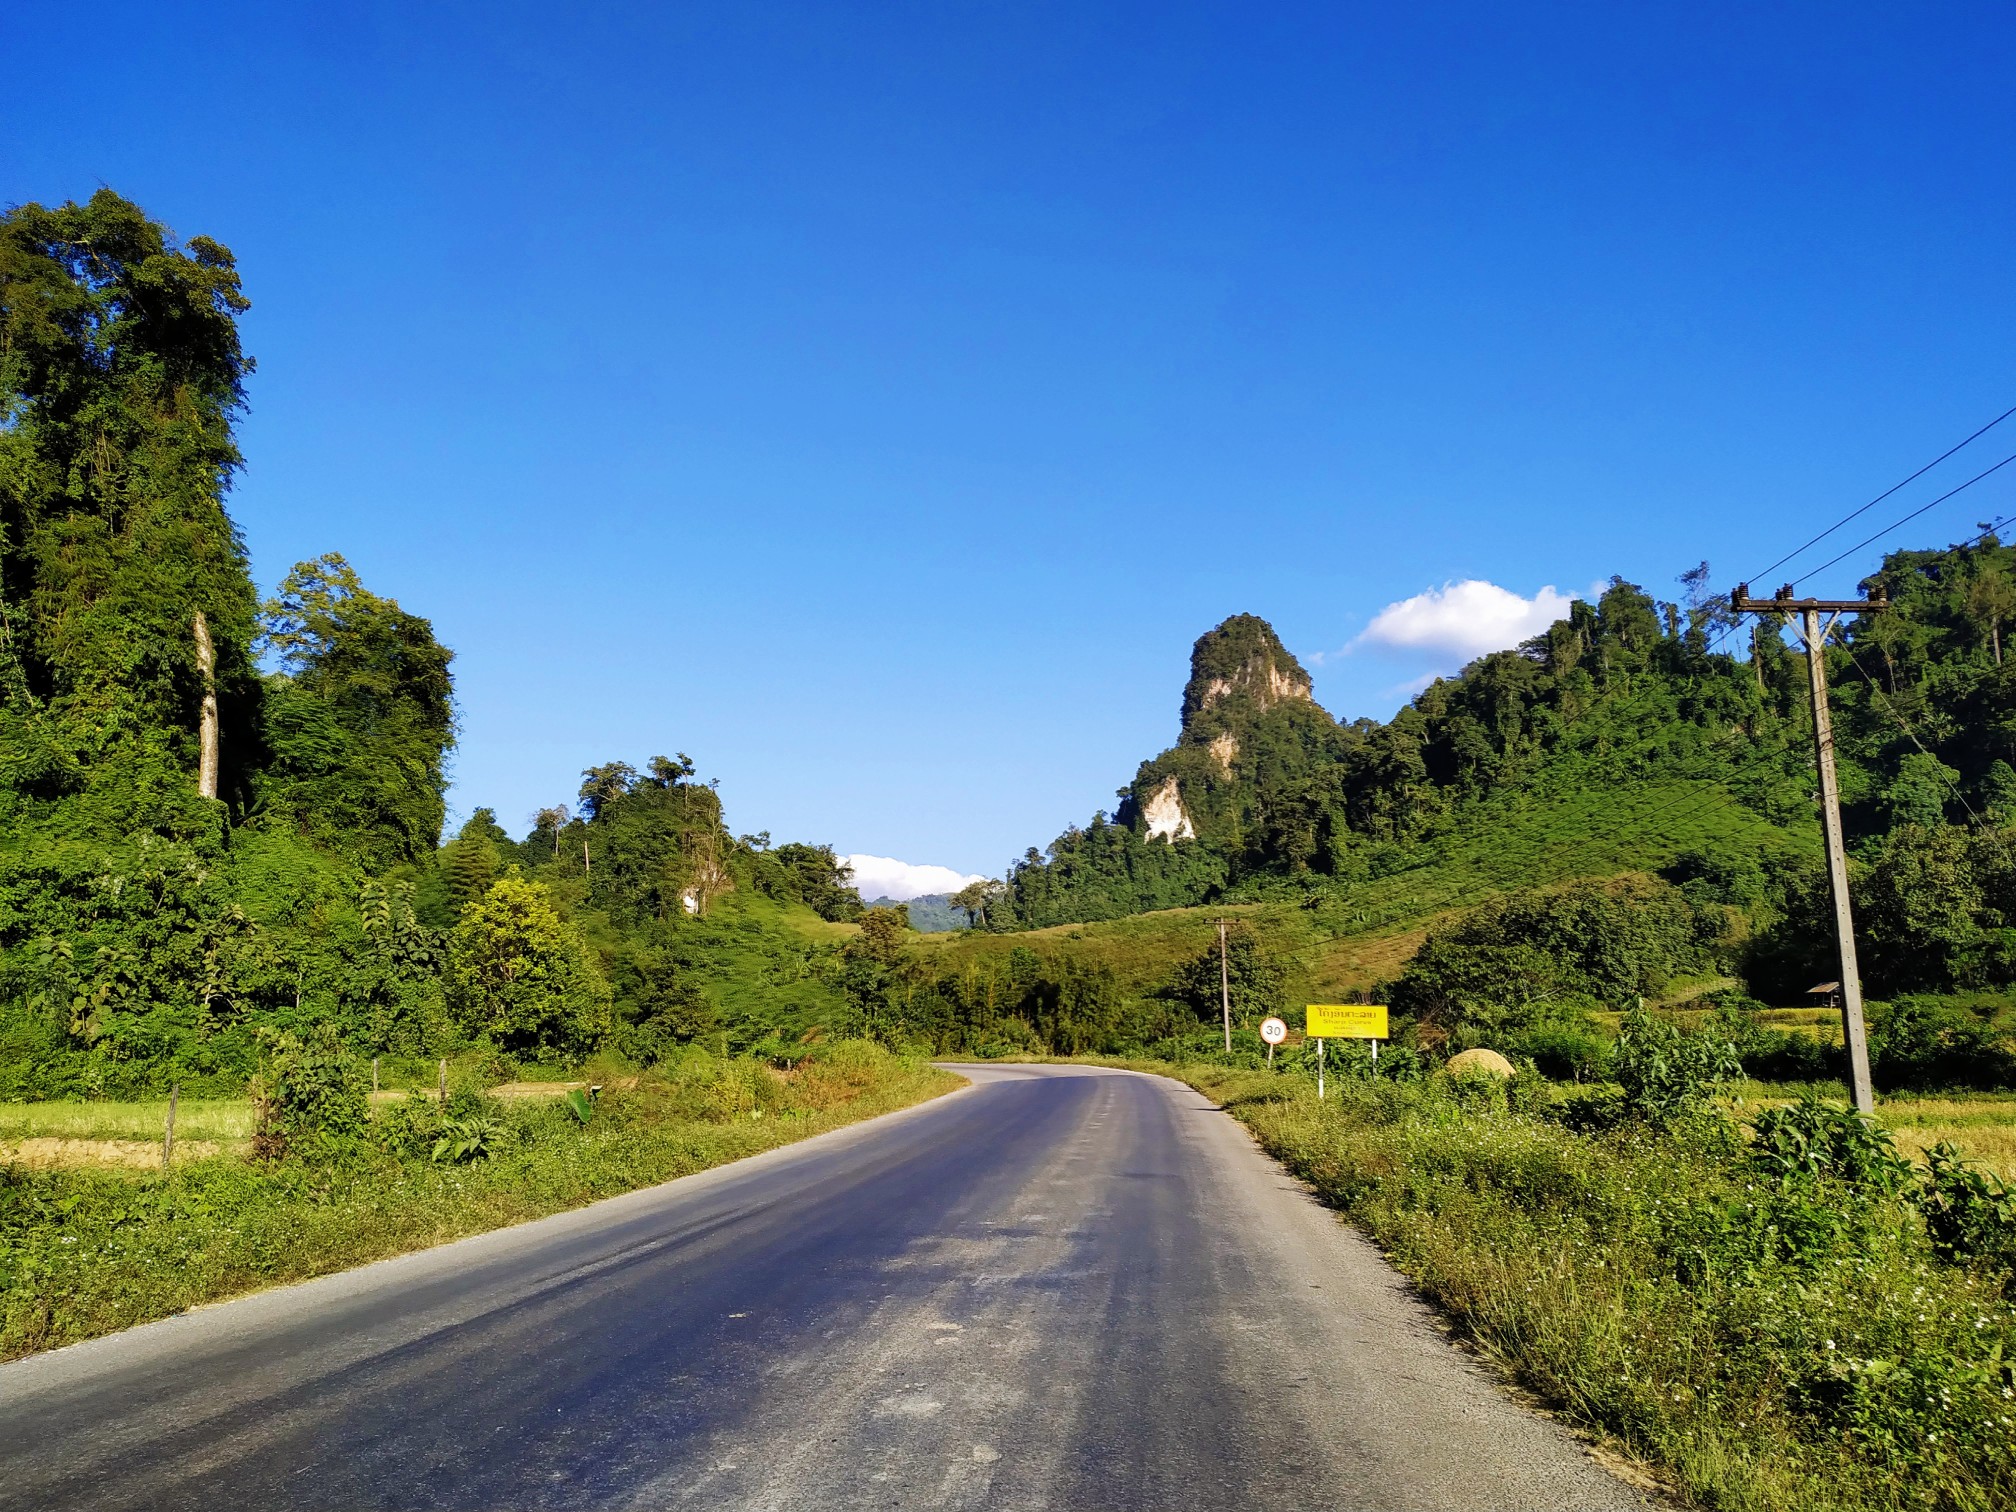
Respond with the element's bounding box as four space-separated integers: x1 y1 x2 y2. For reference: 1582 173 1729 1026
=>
1731 583 1885 1114
1218 919 1232 1054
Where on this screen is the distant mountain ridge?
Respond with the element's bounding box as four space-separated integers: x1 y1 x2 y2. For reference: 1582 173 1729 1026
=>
867 894 965 933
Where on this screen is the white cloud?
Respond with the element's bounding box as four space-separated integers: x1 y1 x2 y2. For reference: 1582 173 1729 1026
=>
1352 580 1581 660
843 854 987 903
1382 671 1444 699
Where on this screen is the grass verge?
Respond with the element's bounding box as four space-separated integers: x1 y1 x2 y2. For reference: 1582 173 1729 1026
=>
1154 1062 2016 1512
0 1042 958 1361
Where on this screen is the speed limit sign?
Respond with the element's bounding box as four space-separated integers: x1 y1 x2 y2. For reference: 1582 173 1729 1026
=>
1259 1016 1288 1069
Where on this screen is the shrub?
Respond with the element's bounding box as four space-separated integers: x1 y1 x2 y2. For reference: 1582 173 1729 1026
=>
1504 1024 1612 1081
249 1025 367 1161
432 1113 506 1164
1916 1141 2016 1281
1304 1038 1424 1082
1611 1007 1740 1124
1872 997 2016 1092
1144 1027 1269 1069
1741 1029 1842 1084
1750 1095 1915 1196
1389 876 1715 1033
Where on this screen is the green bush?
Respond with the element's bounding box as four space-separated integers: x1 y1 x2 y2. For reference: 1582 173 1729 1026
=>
1389 876 1716 1033
1751 1095 1914 1196
249 1026 367 1161
1916 1141 2016 1283
1504 1024 1612 1081
432 1113 506 1164
1611 1006 1741 1124
1872 998 2016 1092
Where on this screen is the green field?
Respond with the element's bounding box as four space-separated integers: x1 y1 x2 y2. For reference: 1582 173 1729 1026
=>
919 777 1812 1001
0 1099 256 1144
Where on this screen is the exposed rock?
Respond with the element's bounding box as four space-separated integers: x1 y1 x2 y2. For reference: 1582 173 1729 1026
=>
1180 614 1314 733
1142 775 1196 842
1208 731 1239 774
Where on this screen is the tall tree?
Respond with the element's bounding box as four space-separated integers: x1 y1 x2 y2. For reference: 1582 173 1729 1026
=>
0 189 260 825
256 553 455 863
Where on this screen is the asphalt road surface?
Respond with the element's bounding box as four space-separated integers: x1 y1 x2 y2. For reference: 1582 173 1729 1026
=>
0 1065 1650 1511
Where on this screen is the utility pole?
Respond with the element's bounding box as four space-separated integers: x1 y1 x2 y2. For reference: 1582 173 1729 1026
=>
1731 583 1885 1114
1218 919 1232 1054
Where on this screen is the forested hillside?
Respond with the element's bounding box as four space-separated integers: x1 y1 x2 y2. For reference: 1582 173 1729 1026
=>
0 192 874 1096
9 189 2016 1091
880 532 2016 1062
996 551 2016 962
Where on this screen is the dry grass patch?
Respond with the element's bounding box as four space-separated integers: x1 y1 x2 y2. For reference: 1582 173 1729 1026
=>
1305 924 1430 997
0 1099 255 1143
0 1138 228 1169
1874 1094 2016 1181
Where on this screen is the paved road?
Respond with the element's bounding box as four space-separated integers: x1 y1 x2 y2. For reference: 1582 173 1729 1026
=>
0 1065 1648 1511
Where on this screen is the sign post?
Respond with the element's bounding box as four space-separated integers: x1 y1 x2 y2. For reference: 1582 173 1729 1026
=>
1259 1016 1287 1068
1304 1005 1390 1101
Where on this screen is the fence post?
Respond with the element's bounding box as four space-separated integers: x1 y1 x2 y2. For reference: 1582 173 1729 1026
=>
162 1083 178 1170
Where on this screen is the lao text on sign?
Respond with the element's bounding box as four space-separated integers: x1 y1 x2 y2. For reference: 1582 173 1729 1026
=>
1305 1004 1388 1039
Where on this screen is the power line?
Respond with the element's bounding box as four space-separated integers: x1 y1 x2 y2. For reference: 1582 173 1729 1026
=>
1834 637 2016 870
1354 421 2016 934
1701 507 2016 662
1789 449 2016 589
1747 402 2016 585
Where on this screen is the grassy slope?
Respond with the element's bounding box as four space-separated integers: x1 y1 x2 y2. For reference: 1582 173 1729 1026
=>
0 1049 958 1360
920 778 1810 999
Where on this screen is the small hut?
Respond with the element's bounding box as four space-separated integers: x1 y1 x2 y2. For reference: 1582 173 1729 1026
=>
1806 982 1841 1009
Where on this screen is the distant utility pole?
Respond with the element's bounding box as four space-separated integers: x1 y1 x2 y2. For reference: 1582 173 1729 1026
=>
1218 919 1233 1054
1732 583 1886 1114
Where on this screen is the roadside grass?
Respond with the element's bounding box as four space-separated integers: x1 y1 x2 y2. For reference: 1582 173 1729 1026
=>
0 1043 959 1361
1153 1062 2016 1512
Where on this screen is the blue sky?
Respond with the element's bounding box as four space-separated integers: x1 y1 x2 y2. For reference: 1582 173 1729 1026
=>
8 3 2016 888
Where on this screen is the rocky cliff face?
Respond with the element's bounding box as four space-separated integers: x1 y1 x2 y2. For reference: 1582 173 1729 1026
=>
1178 614 1315 732
1141 774 1197 841
1119 615 1344 847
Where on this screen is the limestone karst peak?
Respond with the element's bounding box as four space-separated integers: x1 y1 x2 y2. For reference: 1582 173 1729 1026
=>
1179 614 1315 733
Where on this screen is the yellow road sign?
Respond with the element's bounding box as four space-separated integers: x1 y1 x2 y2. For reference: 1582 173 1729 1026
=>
1305 1003 1388 1039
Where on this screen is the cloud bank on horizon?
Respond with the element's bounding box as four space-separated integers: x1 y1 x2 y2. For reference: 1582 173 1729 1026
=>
1352 580 1583 661
843 854 988 903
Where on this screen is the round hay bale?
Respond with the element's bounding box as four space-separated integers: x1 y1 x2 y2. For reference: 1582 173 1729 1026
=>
1443 1047 1516 1079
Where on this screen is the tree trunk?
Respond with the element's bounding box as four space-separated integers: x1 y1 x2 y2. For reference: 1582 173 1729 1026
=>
194 611 219 800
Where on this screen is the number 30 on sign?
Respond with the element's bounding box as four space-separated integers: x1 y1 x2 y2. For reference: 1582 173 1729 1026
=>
1305 1004 1389 1039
